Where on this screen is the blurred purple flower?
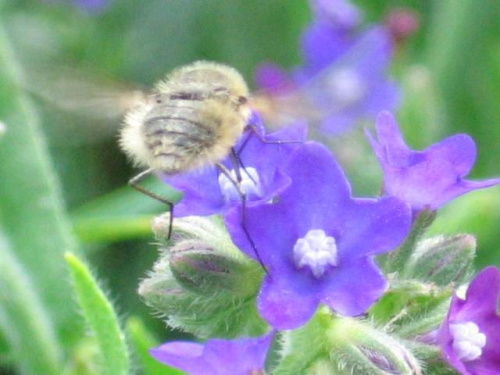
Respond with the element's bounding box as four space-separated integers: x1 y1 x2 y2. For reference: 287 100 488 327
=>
368 111 500 211
437 267 500 375
226 142 411 330
311 0 362 30
163 118 306 217
151 332 273 375
73 0 109 13
256 1 399 135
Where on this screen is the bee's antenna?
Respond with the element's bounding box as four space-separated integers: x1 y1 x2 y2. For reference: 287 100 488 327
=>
129 168 175 239
216 158 269 275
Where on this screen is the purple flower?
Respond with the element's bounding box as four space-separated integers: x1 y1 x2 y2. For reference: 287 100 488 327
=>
163 119 306 217
310 0 362 30
43 0 109 13
437 267 500 374
150 332 273 375
368 111 500 211
73 0 109 13
226 142 411 330
256 2 399 135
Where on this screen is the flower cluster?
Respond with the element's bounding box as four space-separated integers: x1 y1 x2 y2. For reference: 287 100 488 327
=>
138 1 500 374
255 0 399 135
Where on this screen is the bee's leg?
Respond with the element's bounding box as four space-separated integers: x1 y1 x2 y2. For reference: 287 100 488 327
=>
236 124 304 156
216 162 269 275
129 168 175 240
229 148 259 186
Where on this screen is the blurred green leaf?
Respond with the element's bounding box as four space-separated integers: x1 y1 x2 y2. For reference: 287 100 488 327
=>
72 178 177 219
0 230 62 375
429 189 500 268
71 178 179 244
65 252 130 375
73 214 155 244
127 317 183 375
426 0 500 176
0 18 83 348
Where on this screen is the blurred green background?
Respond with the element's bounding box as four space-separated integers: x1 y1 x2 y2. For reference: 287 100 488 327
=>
0 0 499 374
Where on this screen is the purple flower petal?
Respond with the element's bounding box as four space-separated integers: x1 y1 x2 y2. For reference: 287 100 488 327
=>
164 122 306 217
311 0 362 30
320 257 387 316
226 142 411 329
438 267 500 375
151 333 274 375
338 196 412 259
301 22 353 76
255 63 292 94
369 111 500 210
151 342 211 374
258 274 320 330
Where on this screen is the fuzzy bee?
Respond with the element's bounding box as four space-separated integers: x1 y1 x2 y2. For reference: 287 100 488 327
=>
115 61 260 239
119 61 252 176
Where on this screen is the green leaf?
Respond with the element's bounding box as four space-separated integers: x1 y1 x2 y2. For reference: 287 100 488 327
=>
0 230 62 375
65 252 130 375
126 317 183 375
0 19 83 346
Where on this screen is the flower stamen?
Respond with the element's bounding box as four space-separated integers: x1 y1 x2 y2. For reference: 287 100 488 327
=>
218 167 263 202
293 229 338 278
450 322 486 362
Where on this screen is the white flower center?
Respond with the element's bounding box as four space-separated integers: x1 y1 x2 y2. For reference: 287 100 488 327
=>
293 229 338 278
218 167 263 202
327 68 366 107
450 322 486 362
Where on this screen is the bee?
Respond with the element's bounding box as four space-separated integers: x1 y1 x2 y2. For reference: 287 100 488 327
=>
120 61 251 177
117 61 256 237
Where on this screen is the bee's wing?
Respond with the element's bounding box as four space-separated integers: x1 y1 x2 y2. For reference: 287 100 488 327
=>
23 66 148 119
22 65 149 144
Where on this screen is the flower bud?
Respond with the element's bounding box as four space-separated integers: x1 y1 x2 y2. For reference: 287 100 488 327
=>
139 215 267 338
277 311 422 375
169 239 260 297
404 234 476 286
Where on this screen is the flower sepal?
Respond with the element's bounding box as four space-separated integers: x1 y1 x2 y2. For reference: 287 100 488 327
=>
404 234 476 287
274 308 422 375
140 215 267 338
369 277 452 339
380 209 436 273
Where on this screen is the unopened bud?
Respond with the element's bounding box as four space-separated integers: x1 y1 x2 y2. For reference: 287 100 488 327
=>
405 234 476 286
279 312 422 375
385 8 420 44
329 317 422 375
169 239 260 297
140 215 267 338
151 213 172 245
